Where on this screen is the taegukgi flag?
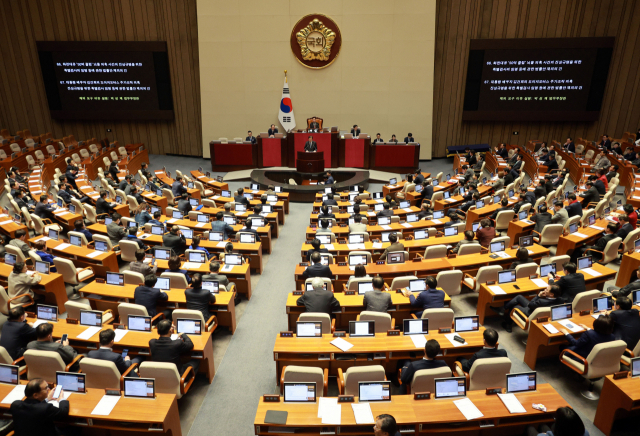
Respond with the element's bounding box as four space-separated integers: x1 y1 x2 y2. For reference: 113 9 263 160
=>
278 75 296 132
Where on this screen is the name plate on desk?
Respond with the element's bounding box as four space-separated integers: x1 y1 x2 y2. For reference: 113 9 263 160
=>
280 332 293 338
293 290 303 295
613 371 629 380
530 274 538 279
333 331 346 337
438 328 452 334
338 395 354 403
105 389 121 396
96 278 105 284
338 262 347 266
345 290 355 295
376 260 385 265
536 316 549 323
299 262 308 267
414 392 431 400
387 330 400 336
579 310 591 316
486 280 496 285
263 395 280 402
486 387 502 395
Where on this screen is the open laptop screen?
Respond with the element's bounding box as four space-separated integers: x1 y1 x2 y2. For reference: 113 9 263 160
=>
434 377 466 399
283 382 316 403
357 281 374 295
128 315 151 331
0 364 19 385
296 322 322 337
550 304 572 321
454 316 479 332
506 372 537 393
155 277 170 291
359 381 391 402
403 319 428 335
498 270 516 284
123 378 155 398
79 310 102 327
349 320 375 337
106 272 124 286
176 319 202 335
577 256 592 270
37 305 58 322
56 372 86 393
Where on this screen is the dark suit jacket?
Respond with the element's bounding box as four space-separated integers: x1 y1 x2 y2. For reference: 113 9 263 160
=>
550 273 586 303
125 235 146 249
565 329 615 358
96 197 115 215
533 186 546 199
520 295 563 315
408 288 445 313
423 185 434 201
513 160 523 171
296 289 340 314
404 137 414 143
617 223 634 241
268 128 278 136
504 172 514 185
460 347 508 373
594 180 606 195
544 181 554 194
234 195 249 205
590 233 618 259
34 202 54 220
414 174 425 185
10 398 70 436
185 287 216 321
531 212 553 233
171 181 187 198
351 129 361 137
302 263 333 280
610 309 640 350
178 199 192 214
580 187 600 207
87 347 134 374
304 141 317 152
0 320 36 359
246 136 256 144
566 201 583 218
306 248 329 262
400 359 448 385
508 258 534 270
617 279 640 297
497 148 508 158
600 139 612 150
162 233 187 256
566 142 576 153
309 122 320 130
134 285 169 317
149 335 194 374
322 199 338 206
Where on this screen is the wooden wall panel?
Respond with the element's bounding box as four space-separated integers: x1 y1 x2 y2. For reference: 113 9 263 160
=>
433 0 640 157
0 0 201 156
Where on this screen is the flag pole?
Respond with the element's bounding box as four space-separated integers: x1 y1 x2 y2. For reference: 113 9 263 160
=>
284 69 287 83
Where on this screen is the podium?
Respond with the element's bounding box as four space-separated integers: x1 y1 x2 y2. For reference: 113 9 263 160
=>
296 151 324 173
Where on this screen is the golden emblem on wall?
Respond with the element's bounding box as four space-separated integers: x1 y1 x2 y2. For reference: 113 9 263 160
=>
290 14 342 69
296 19 335 61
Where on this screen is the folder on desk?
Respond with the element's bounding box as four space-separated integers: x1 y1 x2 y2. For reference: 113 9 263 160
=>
265 410 288 425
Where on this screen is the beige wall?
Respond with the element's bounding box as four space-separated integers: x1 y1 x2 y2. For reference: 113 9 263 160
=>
197 0 436 160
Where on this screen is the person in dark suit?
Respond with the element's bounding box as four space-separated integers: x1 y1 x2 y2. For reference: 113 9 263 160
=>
322 193 338 206
404 133 414 143
96 190 116 216
171 176 187 198
149 319 199 375
0 306 36 359
350 125 360 137
33 195 55 221
167 255 191 285
162 225 188 256
611 266 640 298
296 277 340 314
211 211 235 240
495 144 508 159
624 146 637 161
579 181 600 208
234 187 250 205
545 157 559 173
268 124 279 137
493 285 563 332
202 260 236 292
11 378 71 436
609 296 640 350
88 329 143 374
124 227 146 249
599 134 612 150
530 205 553 234
65 168 79 190
184 273 216 321
309 119 320 130
245 130 256 144
177 193 192 215
324 171 334 185
508 247 534 270
118 175 132 194
380 232 405 261
490 198 512 221
564 137 576 153
306 239 329 262
606 164 619 182
465 149 477 166
457 328 508 373
13 190 31 212
134 274 169 318
401 276 445 318
560 314 615 362
563 193 582 218
372 133 384 144
533 180 546 199
240 219 261 242
377 202 394 218
571 222 619 263
108 160 120 182
129 186 145 205
413 169 425 185
616 214 633 241
399 339 448 393
302 252 333 280
304 136 317 152
421 180 434 206
317 206 335 221
548 262 586 303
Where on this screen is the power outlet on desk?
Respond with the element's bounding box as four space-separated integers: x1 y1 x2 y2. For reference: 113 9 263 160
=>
280 331 294 337
333 331 346 337
345 290 355 295
387 330 400 336
338 395 354 403
293 290 303 295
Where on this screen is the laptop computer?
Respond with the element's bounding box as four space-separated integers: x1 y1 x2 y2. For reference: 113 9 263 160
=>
550 303 572 321
151 225 164 235
224 254 243 265
35 260 50 275
79 310 103 327
592 296 613 313
209 231 224 241
577 256 592 270
387 252 405 264
188 251 206 263
155 277 170 291
378 216 390 225
498 270 516 284
414 229 428 240
631 357 640 378
128 315 152 332
357 281 374 295
540 263 556 277
409 279 426 292
106 272 124 286
154 248 171 260
202 281 219 293
349 234 364 244
4 254 16 266
490 241 505 253
37 305 58 322
0 364 19 385
433 210 445 219
240 233 256 244
519 235 533 247
349 254 368 267
197 214 209 223
444 227 458 236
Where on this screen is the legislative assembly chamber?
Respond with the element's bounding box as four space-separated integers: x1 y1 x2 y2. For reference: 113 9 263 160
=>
1 1 640 436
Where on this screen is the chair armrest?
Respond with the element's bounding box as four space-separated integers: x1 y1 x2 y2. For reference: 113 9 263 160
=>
76 267 95 282
463 273 476 288
559 349 588 375
510 307 529 331
454 361 470 389
587 202 599 207
531 230 541 237
411 313 418 319
331 318 335 333
391 318 395 329
102 309 115 325
280 366 287 393
584 248 604 256
323 368 329 397
119 362 139 389
65 355 84 372
622 348 634 366
42 218 55 225
12 356 27 375
414 253 423 259
356 314 360 321
337 368 345 395
205 315 218 332
7 294 34 313
180 365 196 395
150 313 165 324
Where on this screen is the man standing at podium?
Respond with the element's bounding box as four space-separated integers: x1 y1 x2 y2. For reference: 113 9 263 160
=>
268 124 278 137
304 136 317 152
245 131 256 144
309 119 320 131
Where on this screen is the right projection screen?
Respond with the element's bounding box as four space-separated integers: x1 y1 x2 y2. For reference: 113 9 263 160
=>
462 37 614 122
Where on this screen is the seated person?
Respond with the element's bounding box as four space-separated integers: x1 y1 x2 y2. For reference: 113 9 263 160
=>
134 203 153 226
580 180 600 208
147 210 164 227
302 252 333 280
296 277 340 314
74 220 93 243
306 238 329 262
316 218 333 234
177 193 192 215
322 193 338 207
490 197 511 220
615 214 633 241
33 240 56 272
125 226 146 249
401 276 445 318
149 319 199 375
8 262 43 310
167 255 191 284
10 378 71 436
526 407 588 436
202 261 236 294
223 202 235 216
565 193 583 218
88 329 143 374
509 247 534 269
27 323 79 371
9 229 31 259
457 328 507 373
211 211 234 241
452 230 477 254
0 306 36 359
317 205 335 219
190 235 211 259
399 339 448 394
106 213 127 246
379 232 404 261
609 296 640 351
570 222 618 263
350 204 366 220
531 205 553 233
377 202 394 218
548 262 585 303
493 285 562 333
130 248 157 276
363 276 392 313
33 195 55 221
475 218 495 248
163 225 188 256
560 314 615 362
134 274 170 318
349 214 367 233
234 187 249 206
240 219 261 242
346 264 370 288
610 266 640 298
185 273 216 321
613 204 637 228
247 204 263 219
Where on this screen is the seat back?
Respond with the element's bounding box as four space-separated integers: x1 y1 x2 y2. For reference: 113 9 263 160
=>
83 204 98 223
584 340 627 379
539 224 564 245
172 309 207 328
127 195 139 212
64 300 92 320
424 245 447 259
600 237 622 263
490 236 510 247
468 357 512 391
515 262 538 279
0 346 14 365
411 367 452 394
622 228 640 252
119 240 140 263
162 188 175 205
495 211 515 230
304 277 332 290
347 277 373 291
390 275 418 290
0 286 10 316
571 290 602 313
298 313 332 334
283 366 326 397
546 255 570 274
160 272 189 289
52 258 80 285
359 311 391 333
421 308 454 330
68 231 89 246
118 303 149 325
80 358 121 390
124 271 145 286
473 266 503 292
24 350 66 380
343 365 385 396
139 362 183 398
581 209 595 227
564 215 581 231
5 245 26 263
457 243 482 256
436 270 463 296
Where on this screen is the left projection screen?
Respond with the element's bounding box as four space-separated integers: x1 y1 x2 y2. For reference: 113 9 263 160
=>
37 41 174 120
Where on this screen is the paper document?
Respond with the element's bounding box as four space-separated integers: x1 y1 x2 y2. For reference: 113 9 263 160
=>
454 398 484 420
86 251 103 258
91 395 121 416
113 329 129 342
431 219 442 224
445 333 467 347
1 385 26 404
531 278 548 288
77 326 102 340
0 220 13 226
403 208 413 212
216 241 227 248
318 397 338 418
498 393 526 414
495 251 512 259
543 324 559 334
33 319 50 328
557 319 584 332
367 212 375 216
380 225 392 230
321 404 341 425
167 218 178 224
182 262 201 270
401 222 413 228
56 243 71 251
410 334 428 349
196 222 207 228
221 265 234 272
488 285 506 295
376 199 384 203
572 232 588 238
589 225 604 231
170 334 179 340
330 338 354 352
324 244 335 250
351 403 375 424
347 244 366 250
372 242 383 249
581 267 602 277
521 219 533 224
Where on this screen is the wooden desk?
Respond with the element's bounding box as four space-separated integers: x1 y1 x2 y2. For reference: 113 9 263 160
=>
0 213 28 239
74 172 130 218
254 384 567 436
464 197 518 231
27 169 83 232
199 206 280 239
616 252 640 287
477 263 616 325
285 290 451 330
381 172 430 198
594 375 640 436
434 184 492 211
29 237 119 279
80 281 237 334
556 218 611 256
0 263 68 313
305 217 453 240
272 329 485 379
0 385 182 436
153 170 201 201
